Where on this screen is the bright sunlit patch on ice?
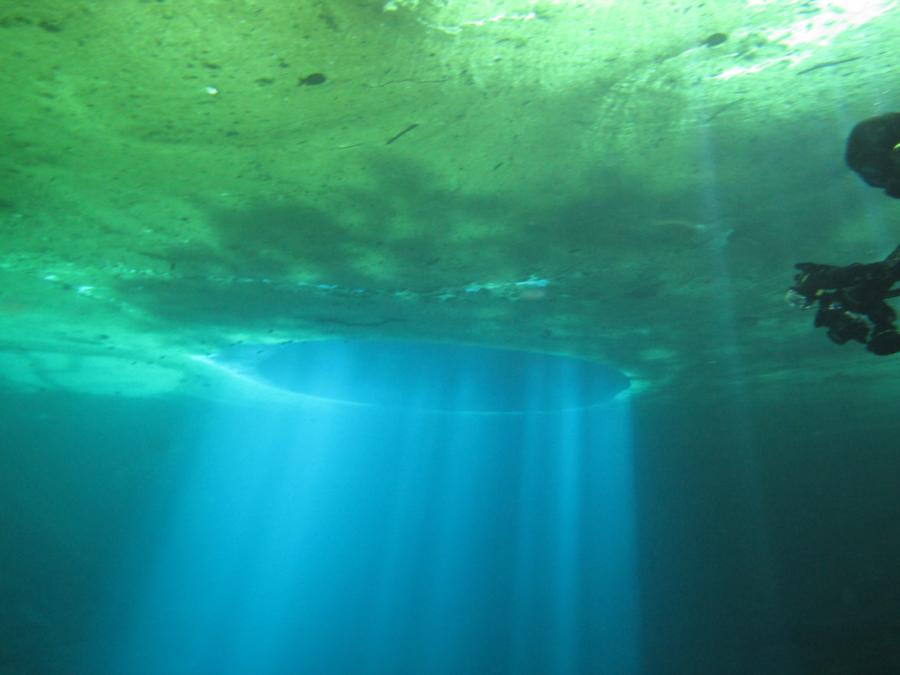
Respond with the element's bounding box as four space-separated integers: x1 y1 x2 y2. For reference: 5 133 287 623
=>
713 0 895 80
764 0 895 48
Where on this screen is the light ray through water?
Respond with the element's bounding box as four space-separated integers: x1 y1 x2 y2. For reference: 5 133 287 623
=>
98 341 641 675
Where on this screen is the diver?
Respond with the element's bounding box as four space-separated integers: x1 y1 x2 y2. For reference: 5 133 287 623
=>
788 245 900 355
788 113 900 355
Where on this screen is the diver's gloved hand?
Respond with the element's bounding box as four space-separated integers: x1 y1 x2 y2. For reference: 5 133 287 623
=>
791 262 837 300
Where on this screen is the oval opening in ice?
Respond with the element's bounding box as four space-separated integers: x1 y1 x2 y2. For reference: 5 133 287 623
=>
213 340 630 413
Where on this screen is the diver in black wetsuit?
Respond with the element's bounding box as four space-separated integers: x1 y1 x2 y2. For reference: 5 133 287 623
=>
788 246 900 355
788 113 900 355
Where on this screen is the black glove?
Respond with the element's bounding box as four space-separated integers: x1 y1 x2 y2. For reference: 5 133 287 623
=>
792 262 837 299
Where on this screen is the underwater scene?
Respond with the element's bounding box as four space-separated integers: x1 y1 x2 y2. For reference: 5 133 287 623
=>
2 1 900 674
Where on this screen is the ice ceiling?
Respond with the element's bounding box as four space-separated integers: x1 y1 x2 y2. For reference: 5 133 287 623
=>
1 0 898 401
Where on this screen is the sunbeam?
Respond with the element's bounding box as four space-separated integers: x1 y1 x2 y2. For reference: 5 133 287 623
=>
99 342 640 675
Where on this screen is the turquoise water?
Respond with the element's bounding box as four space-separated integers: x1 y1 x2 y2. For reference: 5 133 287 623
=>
2 366 643 675
4 370 900 674
3 1 900 673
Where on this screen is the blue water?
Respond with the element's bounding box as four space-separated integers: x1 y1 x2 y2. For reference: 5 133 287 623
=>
91 392 638 675
5 374 900 674
0 346 639 675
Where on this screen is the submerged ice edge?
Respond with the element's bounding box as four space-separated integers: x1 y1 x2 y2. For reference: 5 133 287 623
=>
0 251 553 305
192 351 631 416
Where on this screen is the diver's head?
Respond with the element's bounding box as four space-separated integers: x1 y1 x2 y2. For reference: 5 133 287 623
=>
845 113 900 199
